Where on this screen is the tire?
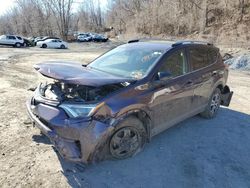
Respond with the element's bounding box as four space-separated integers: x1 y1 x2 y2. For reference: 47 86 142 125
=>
200 88 221 119
42 44 47 48
60 44 66 49
109 117 146 160
23 43 27 47
15 43 21 48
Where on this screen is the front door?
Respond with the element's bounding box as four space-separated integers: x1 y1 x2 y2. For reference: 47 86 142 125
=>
149 48 195 136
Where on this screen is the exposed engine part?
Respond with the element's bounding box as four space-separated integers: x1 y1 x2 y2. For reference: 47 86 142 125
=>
39 81 128 102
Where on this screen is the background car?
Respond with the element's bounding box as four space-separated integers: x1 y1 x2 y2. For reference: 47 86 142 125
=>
22 38 35 47
0 35 24 47
77 33 92 42
92 34 108 42
37 39 68 49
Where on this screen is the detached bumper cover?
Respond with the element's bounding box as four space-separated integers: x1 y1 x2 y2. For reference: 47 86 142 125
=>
221 85 233 107
26 98 112 163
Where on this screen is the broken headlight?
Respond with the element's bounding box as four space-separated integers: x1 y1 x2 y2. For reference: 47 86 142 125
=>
59 102 105 118
59 103 97 118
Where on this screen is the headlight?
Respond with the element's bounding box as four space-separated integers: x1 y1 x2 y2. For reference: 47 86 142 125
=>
59 102 105 118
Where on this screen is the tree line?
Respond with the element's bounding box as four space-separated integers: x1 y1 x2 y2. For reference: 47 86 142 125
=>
0 0 249 40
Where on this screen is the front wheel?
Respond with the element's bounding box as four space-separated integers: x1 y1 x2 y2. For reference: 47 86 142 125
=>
15 43 21 48
200 88 221 119
109 117 146 160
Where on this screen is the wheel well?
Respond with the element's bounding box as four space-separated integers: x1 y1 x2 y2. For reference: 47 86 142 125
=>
216 84 223 92
216 84 230 94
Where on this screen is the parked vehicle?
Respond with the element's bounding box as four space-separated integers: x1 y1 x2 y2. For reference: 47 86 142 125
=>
37 39 68 49
0 35 24 47
22 38 35 47
77 33 92 42
92 34 108 42
26 40 233 163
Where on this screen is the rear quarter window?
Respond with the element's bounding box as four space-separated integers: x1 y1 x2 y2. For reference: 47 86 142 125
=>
189 48 208 70
208 49 218 64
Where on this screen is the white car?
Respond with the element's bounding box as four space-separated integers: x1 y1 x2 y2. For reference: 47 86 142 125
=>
37 39 68 49
0 35 24 47
77 34 92 42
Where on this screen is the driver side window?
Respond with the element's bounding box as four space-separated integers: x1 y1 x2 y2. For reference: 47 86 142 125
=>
159 50 187 77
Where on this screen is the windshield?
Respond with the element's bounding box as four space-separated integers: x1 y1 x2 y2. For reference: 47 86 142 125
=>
88 45 164 79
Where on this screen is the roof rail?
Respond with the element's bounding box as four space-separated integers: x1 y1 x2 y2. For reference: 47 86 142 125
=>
172 40 213 47
127 38 175 44
127 39 140 43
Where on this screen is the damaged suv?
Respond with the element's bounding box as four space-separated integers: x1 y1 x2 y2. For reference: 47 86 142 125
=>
26 40 233 163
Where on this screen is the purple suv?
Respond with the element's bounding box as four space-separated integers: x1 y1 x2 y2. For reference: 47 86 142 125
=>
26 40 233 163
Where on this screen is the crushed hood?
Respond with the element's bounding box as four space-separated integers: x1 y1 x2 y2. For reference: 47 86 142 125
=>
34 61 135 87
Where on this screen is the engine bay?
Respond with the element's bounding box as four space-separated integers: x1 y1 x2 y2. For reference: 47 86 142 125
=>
39 81 128 102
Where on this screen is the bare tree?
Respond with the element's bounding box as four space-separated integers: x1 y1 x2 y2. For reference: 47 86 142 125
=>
47 0 74 39
0 0 249 41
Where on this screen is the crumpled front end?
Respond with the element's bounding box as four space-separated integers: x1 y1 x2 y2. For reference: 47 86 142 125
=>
26 81 117 163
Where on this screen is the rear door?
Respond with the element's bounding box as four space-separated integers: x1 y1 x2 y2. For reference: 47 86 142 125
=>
0 35 7 44
187 46 218 110
150 48 195 136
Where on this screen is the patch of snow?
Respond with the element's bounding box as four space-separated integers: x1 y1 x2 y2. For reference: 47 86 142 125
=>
225 55 250 71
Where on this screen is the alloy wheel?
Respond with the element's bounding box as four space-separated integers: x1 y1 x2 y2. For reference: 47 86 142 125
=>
210 93 220 114
110 127 141 159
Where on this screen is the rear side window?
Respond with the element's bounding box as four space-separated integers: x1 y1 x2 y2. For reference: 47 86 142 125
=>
189 48 208 71
208 49 218 63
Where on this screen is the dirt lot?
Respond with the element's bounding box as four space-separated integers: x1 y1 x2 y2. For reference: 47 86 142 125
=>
0 43 250 188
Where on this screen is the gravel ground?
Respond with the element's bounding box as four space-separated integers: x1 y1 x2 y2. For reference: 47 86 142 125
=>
0 43 250 188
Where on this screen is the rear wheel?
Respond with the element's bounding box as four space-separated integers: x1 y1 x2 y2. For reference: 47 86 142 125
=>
200 88 221 119
109 117 146 160
42 44 47 48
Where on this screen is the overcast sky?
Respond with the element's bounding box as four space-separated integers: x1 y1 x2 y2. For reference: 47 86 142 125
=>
0 0 108 16
0 0 16 16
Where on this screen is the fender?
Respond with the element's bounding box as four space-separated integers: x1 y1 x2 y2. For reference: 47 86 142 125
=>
111 107 152 141
211 79 225 95
88 107 152 162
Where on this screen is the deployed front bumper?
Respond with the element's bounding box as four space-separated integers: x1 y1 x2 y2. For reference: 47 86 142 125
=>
26 98 112 163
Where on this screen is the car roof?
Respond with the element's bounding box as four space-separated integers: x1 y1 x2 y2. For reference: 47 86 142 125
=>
126 39 215 51
121 41 174 51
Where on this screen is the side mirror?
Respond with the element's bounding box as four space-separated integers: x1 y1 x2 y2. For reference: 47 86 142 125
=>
157 71 172 80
